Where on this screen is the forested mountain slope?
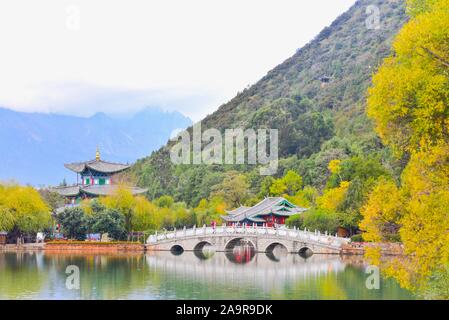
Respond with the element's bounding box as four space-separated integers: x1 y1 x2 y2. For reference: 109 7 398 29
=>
132 0 408 206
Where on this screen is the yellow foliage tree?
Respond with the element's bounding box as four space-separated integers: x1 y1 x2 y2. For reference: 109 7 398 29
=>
269 170 303 197
316 181 350 211
194 196 226 226
328 159 342 175
133 196 159 231
101 186 141 232
362 125 449 292
285 186 319 208
367 0 449 156
363 0 449 293
0 205 15 231
359 178 404 242
395 144 449 287
0 184 51 233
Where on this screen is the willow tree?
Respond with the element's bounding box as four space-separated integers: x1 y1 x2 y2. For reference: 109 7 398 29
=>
0 184 51 234
101 186 136 232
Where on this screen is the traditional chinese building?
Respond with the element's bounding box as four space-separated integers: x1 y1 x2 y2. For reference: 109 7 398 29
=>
221 197 307 227
52 148 147 209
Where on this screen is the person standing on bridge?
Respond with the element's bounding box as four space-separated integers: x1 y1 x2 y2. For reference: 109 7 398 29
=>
211 220 217 233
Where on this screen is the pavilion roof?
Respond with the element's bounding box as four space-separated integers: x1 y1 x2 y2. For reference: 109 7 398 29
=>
226 206 250 215
51 185 81 197
81 185 147 196
64 159 130 174
221 197 307 223
51 185 147 197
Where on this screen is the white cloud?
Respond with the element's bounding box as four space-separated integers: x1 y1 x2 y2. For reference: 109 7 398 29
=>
0 0 356 121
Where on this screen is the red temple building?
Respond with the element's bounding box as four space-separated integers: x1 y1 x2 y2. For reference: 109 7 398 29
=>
221 197 307 228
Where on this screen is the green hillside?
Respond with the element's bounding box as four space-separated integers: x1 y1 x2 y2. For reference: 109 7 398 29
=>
132 0 408 206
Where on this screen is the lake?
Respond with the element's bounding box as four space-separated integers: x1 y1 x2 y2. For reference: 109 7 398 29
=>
0 250 414 300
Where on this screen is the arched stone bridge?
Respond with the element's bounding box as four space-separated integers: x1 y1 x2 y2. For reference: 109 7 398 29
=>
146 225 351 255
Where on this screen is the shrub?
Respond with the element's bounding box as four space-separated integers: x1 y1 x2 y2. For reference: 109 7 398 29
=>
350 234 364 242
286 214 304 228
302 208 340 234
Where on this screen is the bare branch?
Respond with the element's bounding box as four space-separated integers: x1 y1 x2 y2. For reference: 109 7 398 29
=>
421 46 449 68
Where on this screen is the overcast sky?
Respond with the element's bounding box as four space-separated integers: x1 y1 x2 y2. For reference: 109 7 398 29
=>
0 0 356 121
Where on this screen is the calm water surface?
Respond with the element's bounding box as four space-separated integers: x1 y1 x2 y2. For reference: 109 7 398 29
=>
0 250 414 300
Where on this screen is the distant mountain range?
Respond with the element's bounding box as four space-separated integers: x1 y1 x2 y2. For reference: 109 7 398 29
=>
0 107 192 186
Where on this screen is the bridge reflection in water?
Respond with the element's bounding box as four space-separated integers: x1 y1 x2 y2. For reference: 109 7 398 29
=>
145 250 347 294
0 251 414 299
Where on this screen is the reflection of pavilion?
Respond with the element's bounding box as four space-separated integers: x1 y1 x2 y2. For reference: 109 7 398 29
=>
145 252 346 293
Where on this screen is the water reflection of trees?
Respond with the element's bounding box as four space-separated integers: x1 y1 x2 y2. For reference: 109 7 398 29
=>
145 252 413 300
0 252 48 299
0 252 414 299
365 251 449 299
43 253 151 299
0 252 153 299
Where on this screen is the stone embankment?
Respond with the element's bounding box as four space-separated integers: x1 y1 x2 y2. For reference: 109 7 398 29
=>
0 243 45 251
342 242 404 255
1 241 405 255
45 242 145 252
1 242 144 253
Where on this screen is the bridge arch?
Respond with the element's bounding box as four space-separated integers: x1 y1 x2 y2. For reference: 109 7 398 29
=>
193 241 215 260
170 244 184 255
265 242 288 262
264 242 288 253
298 247 313 258
224 237 256 251
193 241 213 251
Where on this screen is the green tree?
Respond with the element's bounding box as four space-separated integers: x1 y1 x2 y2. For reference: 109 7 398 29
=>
39 189 64 212
258 176 274 198
269 179 287 196
211 171 250 208
89 208 127 241
155 195 175 208
57 207 87 240
287 208 339 234
269 170 303 196
285 186 319 208
303 208 340 234
282 170 303 195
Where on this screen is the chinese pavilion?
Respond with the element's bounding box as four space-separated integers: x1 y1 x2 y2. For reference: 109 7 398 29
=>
221 197 307 227
52 148 147 209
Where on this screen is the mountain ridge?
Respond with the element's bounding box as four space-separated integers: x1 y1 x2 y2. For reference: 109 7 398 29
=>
131 0 408 205
0 107 192 186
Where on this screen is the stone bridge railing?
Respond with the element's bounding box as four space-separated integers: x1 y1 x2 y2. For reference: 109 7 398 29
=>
147 225 351 250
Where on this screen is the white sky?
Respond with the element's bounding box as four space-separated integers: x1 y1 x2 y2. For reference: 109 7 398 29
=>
0 0 356 121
